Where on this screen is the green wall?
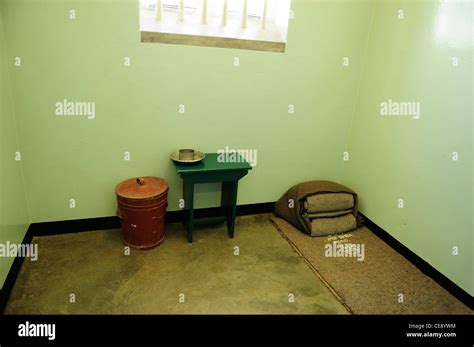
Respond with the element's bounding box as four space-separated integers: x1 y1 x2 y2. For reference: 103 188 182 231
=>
2 0 372 222
342 0 473 295
0 1 30 289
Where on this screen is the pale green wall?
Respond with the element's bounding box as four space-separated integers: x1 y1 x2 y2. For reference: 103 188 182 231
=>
341 0 473 295
0 1 30 289
2 0 373 222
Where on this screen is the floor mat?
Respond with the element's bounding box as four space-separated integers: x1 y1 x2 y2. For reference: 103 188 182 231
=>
270 215 472 314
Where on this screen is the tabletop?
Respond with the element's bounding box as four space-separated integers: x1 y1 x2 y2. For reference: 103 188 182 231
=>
173 153 252 174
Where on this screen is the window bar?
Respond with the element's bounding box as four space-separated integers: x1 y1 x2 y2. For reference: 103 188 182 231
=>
241 0 248 29
222 0 228 27
201 0 208 24
156 0 162 21
178 0 184 21
261 0 267 30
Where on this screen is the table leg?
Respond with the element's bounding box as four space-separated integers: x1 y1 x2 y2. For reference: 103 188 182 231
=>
183 180 194 243
221 180 238 238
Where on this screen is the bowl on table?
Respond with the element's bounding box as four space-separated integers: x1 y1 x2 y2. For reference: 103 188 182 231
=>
170 149 205 164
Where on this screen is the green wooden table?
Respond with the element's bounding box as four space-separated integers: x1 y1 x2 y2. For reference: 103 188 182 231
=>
173 153 252 243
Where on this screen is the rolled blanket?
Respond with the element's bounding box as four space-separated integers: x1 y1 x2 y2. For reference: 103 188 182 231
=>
304 193 354 213
311 214 357 237
275 180 358 236
303 209 353 219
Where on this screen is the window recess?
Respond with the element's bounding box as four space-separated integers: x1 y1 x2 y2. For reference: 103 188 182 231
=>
139 0 292 52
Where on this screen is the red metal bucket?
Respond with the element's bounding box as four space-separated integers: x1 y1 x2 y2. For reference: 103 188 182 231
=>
116 177 169 250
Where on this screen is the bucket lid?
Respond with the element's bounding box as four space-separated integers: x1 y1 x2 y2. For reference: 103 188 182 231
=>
116 177 168 200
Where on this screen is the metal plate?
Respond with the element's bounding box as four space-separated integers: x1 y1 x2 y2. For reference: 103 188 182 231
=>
170 150 205 164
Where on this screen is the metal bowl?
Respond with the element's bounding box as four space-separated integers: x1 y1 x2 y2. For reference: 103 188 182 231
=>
170 150 205 164
178 149 195 161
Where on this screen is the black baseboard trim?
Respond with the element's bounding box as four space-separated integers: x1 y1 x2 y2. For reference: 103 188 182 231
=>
29 202 276 236
0 225 34 314
30 216 121 237
2 203 471 314
166 202 275 224
359 212 473 310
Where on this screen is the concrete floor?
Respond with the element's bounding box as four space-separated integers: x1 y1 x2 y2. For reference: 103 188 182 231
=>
5 214 349 314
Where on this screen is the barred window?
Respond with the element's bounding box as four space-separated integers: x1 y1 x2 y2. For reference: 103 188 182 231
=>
139 0 292 52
